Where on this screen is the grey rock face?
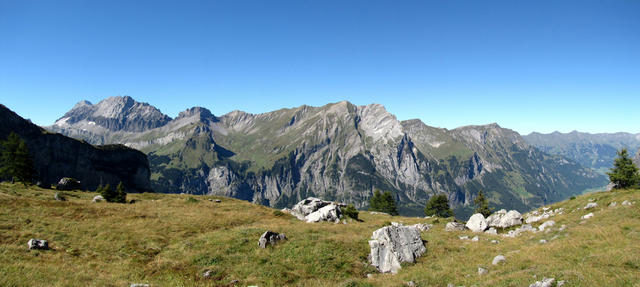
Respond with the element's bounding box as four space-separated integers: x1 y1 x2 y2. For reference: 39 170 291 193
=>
27 239 49 250
56 177 82 191
445 222 466 232
258 231 287 248
486 209 523 228
529 277 555 287
466 213 488 232
369 223 426 273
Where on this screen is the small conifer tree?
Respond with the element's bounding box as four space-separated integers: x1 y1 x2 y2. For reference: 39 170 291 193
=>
369 190 399 215
473 190 493 217
424 194 454 218
607 148 640 189
0 132 35 185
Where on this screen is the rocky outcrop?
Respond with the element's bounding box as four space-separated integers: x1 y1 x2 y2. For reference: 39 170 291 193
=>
466 213 488 232
529 277 556 287
0 104 152 193
486 209 523 228
369 223 426 273
290 197 344 222
56 177 82 191
258 231 287 248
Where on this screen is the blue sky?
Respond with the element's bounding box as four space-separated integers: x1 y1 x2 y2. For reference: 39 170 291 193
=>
1 0 638 134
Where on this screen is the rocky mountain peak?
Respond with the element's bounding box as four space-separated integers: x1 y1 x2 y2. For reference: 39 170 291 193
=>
177 107 215 121
54 96 171 132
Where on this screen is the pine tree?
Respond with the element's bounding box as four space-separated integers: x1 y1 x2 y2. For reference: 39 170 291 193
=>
0 132 35 185
115 182 127 203
607 148 640 189
369 190 399 215
99 184 116 202
473 190 493 217
424 194 454 218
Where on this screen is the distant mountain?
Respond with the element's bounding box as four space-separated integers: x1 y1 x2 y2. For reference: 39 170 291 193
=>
47 97 607 217
1 104 151 193
524 131 640 173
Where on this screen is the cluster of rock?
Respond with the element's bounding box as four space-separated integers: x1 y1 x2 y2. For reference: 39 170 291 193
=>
368 222 427 273
289 197 344 223
464 209 523 233
529 277 565 287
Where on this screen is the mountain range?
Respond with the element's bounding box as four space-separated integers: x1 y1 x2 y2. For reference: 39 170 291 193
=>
44 96 609 217
524 131 640 174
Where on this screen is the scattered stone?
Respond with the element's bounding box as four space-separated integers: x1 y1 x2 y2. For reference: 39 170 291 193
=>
525 208 563 224
459 236 469 240
54 192 66 201
369 211 391 215
484 227 497 235
557 280 566 286
539 239 548 244
503 224 536 238
538 220 555 232
214 199 221 203
56 177 82 191
609 202 617 207
491 240 500 244
92 195 104 203
529 277 555 287
258 230 287 248
367 274 374 279
130 284 150 287
492 255 506 265
584 202 598 210
369 223 426 273
477 267 488 275
558 224 567 231
622 200 632 206
405 281 416 287
471 236 479 242
445 222 466 232
229 279 239 285
581 213 594 220
411 223 433 232
486 209 523 228
27 239 49 250
202 269 214 278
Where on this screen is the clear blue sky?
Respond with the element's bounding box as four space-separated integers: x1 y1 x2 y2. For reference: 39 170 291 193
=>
1 0 638 134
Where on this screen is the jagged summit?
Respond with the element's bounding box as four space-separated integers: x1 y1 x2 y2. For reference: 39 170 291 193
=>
53 96 171 132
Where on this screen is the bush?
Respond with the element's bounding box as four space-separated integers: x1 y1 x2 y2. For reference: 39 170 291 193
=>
186 197 199 203
343 204 359 220
570 196 576 200
424 194 454 218
369 190 398 215
98 182 127 203
607 148 640 189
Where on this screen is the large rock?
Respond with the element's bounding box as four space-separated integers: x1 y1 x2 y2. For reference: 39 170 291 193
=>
258 230 287 248
466 213 488 232
369 223 426 273
306 203 342 223
56 178 82 191
486 209 523 228
27 239 49 250
445 222 466 232
584 202 598 210
92 195 104 203
291 197 343 223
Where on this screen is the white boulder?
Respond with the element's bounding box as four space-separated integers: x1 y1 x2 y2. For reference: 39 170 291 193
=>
492 255 506 265
486 209 523 228
466 213 488 232
529 277 555 287
92 195 104 203
290 197 344 223
584 202 598 210
369 223 426 273
305 203 342 223
538 220 555 232
27 239 49 250
445 222 466 232
581 212 594 219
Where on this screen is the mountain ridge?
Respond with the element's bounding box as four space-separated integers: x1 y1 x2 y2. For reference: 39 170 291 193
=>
46 96 607 217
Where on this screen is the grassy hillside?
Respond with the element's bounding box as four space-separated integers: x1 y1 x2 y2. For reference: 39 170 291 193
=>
1 183 638 286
